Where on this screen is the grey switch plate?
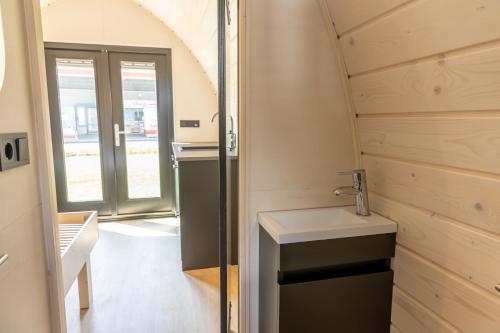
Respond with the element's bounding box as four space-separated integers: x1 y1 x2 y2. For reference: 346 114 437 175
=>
0 133 30 171
16 137 29 163
180 120 200 128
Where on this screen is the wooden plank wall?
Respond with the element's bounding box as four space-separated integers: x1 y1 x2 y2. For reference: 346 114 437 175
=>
0 1 53 332
325 0 500 331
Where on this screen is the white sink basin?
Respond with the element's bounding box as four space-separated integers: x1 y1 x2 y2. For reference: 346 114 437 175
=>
258 206 397 244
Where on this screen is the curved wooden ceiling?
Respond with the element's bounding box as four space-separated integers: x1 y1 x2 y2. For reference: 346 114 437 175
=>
40 0 218 88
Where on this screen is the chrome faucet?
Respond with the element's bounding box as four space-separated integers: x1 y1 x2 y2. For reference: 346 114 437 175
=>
333 169 370 216
210 112 237 151
210 112 221 123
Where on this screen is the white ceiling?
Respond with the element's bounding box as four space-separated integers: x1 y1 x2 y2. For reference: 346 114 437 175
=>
40 0 218 87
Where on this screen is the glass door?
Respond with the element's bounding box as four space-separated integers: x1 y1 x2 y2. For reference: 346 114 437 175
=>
46 46 175 216
46 49 115 215
109 52 174 215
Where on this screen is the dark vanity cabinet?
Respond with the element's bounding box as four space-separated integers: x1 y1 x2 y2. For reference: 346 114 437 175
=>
259 227 396 333
177 159 220 270
176 156 238 271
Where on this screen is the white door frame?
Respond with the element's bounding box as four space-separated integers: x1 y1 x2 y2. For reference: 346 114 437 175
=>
22 1 67 332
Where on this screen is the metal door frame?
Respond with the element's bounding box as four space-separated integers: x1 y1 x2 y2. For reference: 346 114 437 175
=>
218 0 229 331
108 51 175 215
45 48 115 215
45 43 175 216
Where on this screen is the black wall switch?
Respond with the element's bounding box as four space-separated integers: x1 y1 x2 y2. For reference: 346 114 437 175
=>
180 120 200 128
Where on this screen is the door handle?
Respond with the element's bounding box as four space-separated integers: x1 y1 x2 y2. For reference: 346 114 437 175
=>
114 123 126 147
0 254 9 267
337 171 355 176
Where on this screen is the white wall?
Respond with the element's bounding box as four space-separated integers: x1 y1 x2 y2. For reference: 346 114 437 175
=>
133 0 219 91
243 0 356 331
0 2 52 332
41 0 218 143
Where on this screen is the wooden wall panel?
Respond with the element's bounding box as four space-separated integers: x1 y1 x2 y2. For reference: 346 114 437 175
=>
371 193 500 296
391 287 459 333
327 0 500 330
325 0 410 35
351 46 500 114
393 247 500 332
390 325 402 333
339 0 500 75
0 2 52 331
245 1 357 331
358 117 500 174
363 155 500 235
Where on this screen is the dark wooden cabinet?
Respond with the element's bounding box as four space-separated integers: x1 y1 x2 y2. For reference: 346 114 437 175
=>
176 158 238 271
279 271 394 333
178 160 220 270
259 227 396 332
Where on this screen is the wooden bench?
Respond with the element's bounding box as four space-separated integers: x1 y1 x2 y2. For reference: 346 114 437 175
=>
58 211 98 309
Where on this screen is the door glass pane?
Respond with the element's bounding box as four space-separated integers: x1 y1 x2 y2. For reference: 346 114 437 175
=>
55 58 104 202
120 61 161 199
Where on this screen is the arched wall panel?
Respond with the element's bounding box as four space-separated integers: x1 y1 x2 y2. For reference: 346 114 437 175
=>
326 0 500 331
40 0 218 142
41 0 218 89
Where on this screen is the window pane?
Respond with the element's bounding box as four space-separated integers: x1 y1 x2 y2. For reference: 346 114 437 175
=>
120 61 161 199
56 58 104 202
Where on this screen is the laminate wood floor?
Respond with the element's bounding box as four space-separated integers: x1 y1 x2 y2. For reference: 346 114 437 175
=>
65 218 238 333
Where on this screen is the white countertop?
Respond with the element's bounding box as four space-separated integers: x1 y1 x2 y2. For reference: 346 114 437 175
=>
172 142 238 162
172 142 218 161
258 206 397 244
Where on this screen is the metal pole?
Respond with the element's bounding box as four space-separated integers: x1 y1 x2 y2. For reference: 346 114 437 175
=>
218 0 228 332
